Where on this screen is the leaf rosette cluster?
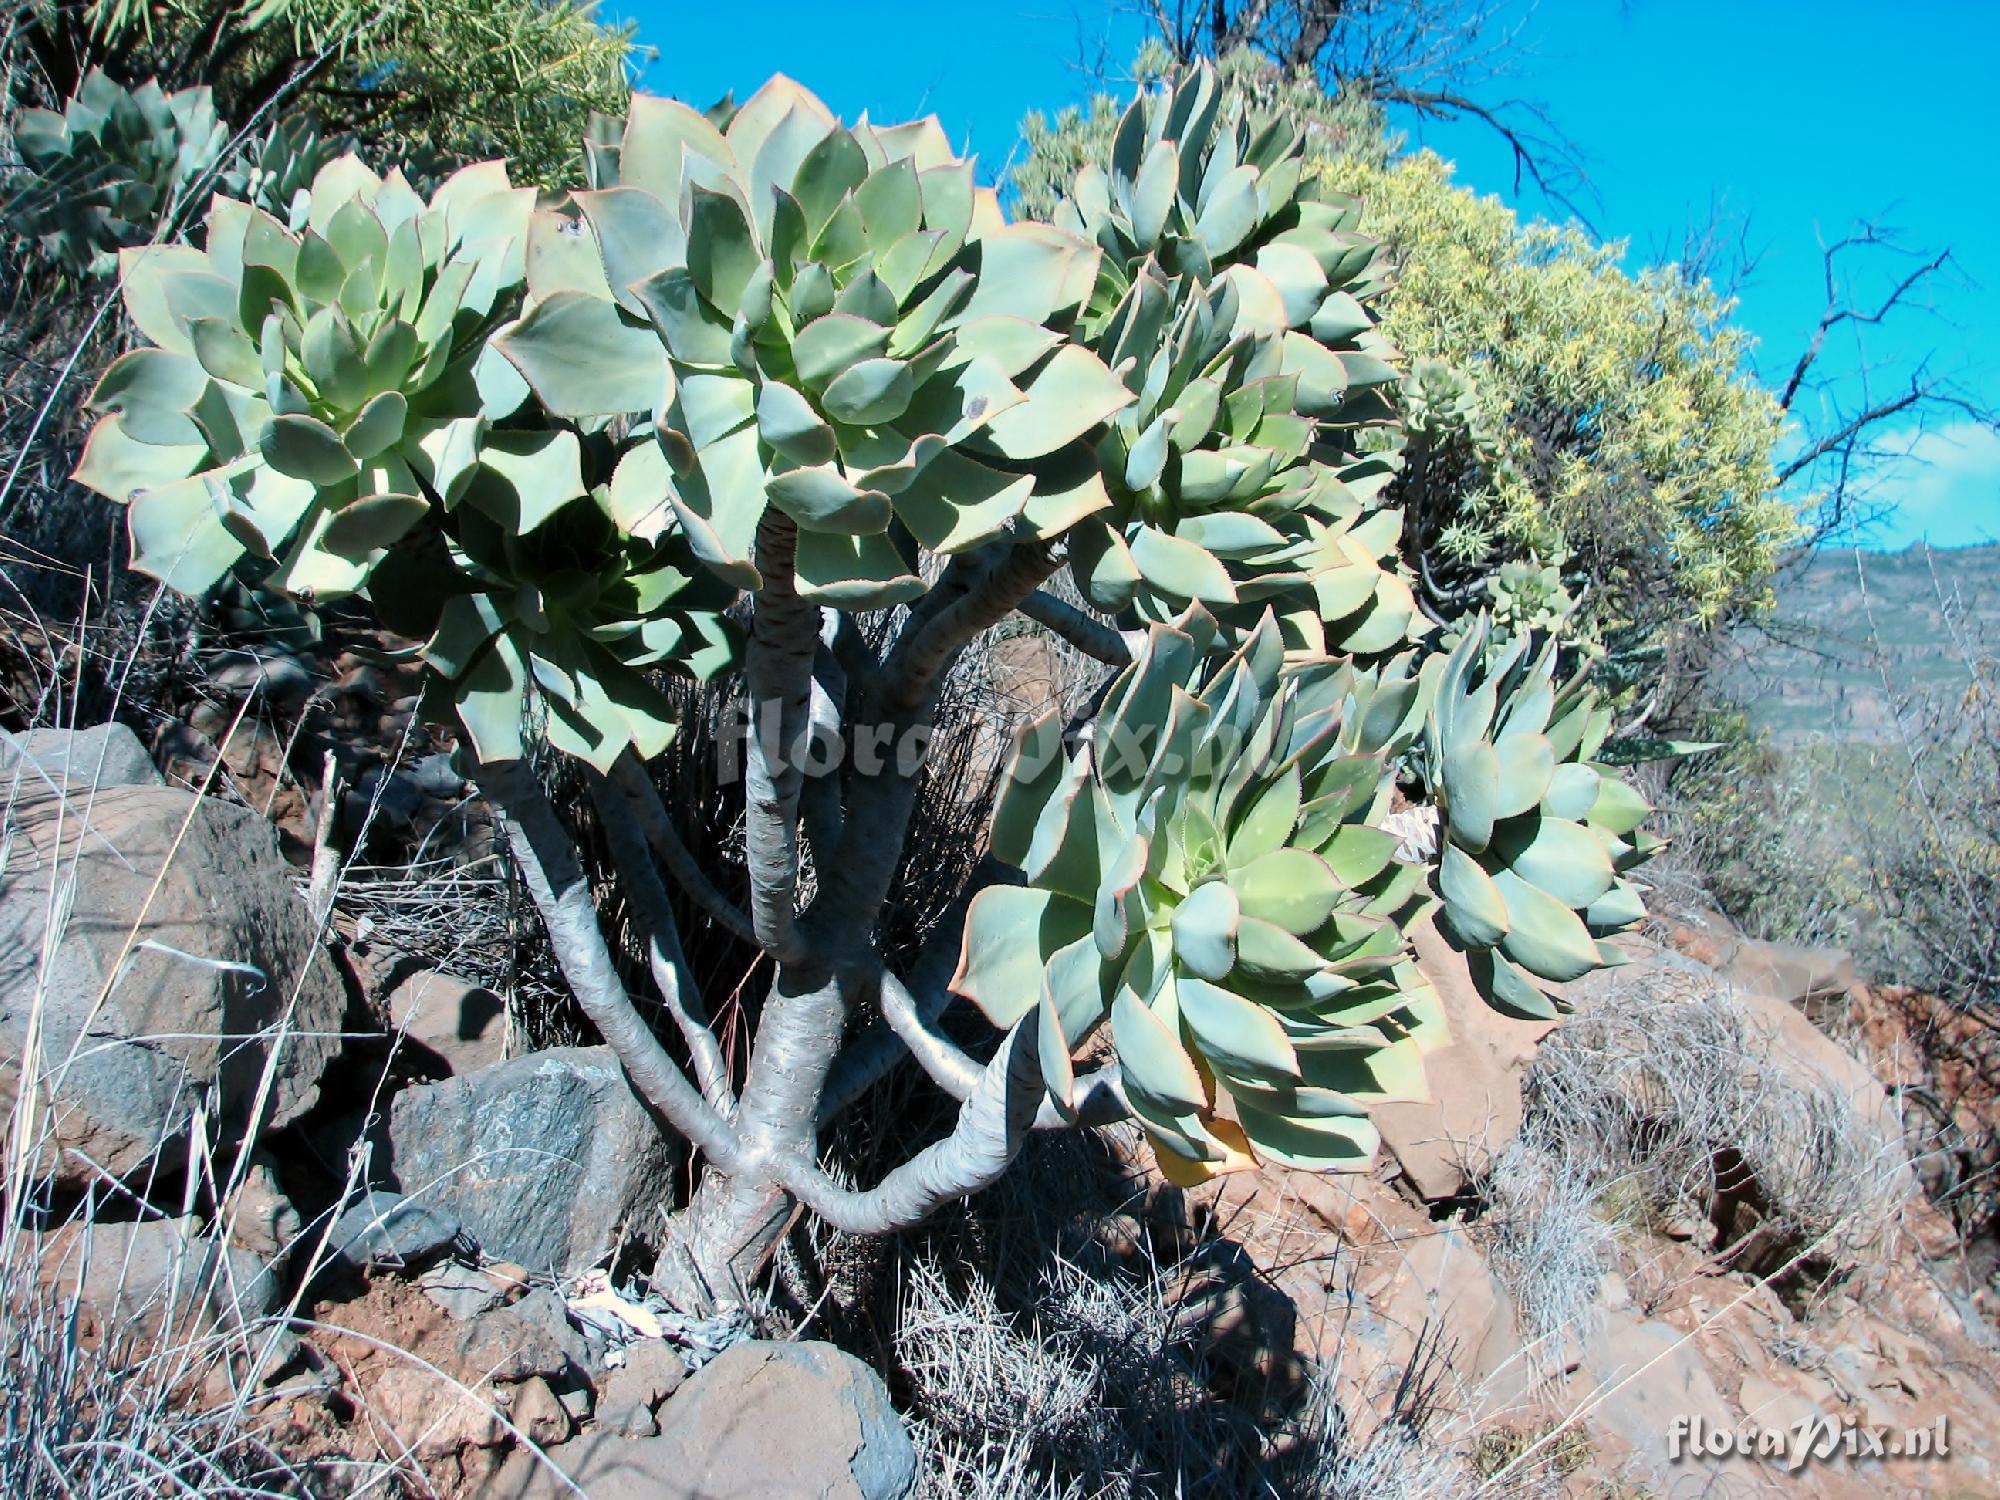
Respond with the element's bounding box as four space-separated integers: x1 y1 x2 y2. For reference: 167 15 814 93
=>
953 606 1450 1182
1049 67 1418 657
75 152 740 767
1427 619 1657 1017
13 69 233 278
493 77 1139 607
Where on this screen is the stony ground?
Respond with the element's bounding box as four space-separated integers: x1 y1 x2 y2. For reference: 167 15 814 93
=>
5 711 1999 1498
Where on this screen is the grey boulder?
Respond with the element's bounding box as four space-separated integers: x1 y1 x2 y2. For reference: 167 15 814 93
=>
0 784 346 1187
327 1188 461 1268
593 1339 688 1437
386 968 506 1077
419 1260 510 1320
478 1340 914 1500
0 722 161 792
653 1340 916 1500
387 1046 676 1275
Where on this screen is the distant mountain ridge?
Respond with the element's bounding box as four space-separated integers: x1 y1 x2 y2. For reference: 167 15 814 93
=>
1723 542 2000 744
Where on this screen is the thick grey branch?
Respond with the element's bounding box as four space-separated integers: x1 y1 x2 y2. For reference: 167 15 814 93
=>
608 751 755 945
817 862 1002 1122
874 969 1131 1130
784 1020 1044 1235
1018 589 1137 666
880 541 1062 713
877 970 981 1100
825 609 877 700
588 767 735 1117
804 545 1061 938
476 760 746 1174
740 966 847 1160
743 512 820 962
799 646 847 861
656 960 850 1301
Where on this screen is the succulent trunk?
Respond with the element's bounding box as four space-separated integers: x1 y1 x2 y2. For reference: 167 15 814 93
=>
659 1168 795 1311
655 962 846 1304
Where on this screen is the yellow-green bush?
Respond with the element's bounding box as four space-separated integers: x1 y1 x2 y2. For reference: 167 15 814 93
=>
1329 147 1793 629
23 0 636 185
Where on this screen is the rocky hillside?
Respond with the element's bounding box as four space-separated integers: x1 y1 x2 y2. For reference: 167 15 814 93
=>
6 720 1999 1496
1724 542 2000 745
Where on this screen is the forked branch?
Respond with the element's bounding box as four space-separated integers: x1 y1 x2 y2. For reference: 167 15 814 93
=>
881 541 1063 712
477 759 746 1173
607 750 756 945
587 768 736 1116
783 1020 1045 1235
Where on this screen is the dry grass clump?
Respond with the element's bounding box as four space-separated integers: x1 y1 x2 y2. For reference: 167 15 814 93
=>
0 1214 371 1499
899 1256 1118 1498
1298 1421 1479 1500
900 1242 1487 1500
870 1128 1486 1500
1467 1422 1625 1499
1485 961 1911 1363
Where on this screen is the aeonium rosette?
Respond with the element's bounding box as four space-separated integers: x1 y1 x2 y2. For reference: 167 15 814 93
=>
951 606 1450 1183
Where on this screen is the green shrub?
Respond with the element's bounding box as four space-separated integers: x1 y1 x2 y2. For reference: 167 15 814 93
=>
27 0 636 185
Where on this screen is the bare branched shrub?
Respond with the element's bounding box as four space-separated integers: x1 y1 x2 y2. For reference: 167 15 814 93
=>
1645 725 1865 953
339 853 514 991
885 1131 1244 1499
1272 1319 1494 1500
1844 556 2000 1014
1486 962 1910 1362
901 1236 1486 1500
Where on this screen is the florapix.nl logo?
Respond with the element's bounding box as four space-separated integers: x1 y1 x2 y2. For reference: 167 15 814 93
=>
1668 1413 1950 1472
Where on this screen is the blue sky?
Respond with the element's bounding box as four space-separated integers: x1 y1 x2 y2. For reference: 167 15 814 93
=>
614 1 1998 550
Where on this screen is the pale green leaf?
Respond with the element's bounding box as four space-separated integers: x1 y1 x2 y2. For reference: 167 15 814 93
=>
951 886 1093 1025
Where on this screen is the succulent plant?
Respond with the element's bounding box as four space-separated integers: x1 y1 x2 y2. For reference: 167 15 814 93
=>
491 75 1134 607
405 465 741 769
10 69 233 277
225 114 360 231
1486 559 1578 639
1047 64 1418 656
68 151 744 769
74 152 538 599
1425 617 1658 1019
953 606 1448 1182
1399 357 1486 443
